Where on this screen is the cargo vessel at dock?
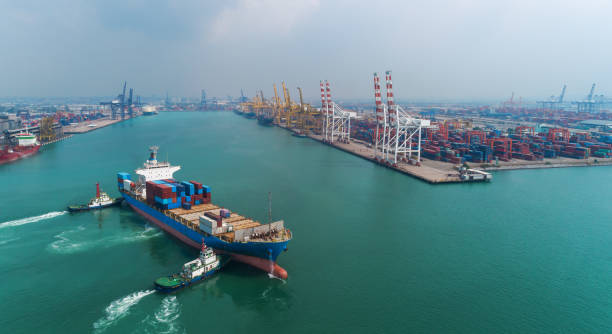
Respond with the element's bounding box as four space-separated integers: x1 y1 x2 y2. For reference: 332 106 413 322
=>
118 147 292 279
0 130 41 165
142 105 158 116
257 114 274 126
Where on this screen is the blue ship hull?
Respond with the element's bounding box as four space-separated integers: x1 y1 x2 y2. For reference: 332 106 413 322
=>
257 115 274 126
122 192 289 262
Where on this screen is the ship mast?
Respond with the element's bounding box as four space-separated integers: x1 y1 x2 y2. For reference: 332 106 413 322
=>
268 192 272 235
149 145 159 162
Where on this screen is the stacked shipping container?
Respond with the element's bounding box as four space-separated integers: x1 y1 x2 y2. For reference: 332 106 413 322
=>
117 172 131 190
138 178 211 210
420 125 612 163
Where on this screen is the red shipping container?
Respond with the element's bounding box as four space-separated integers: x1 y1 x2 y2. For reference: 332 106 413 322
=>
189 180 203 190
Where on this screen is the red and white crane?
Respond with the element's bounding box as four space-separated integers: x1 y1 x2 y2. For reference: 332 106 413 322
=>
321 80 351 143
373 70 430 164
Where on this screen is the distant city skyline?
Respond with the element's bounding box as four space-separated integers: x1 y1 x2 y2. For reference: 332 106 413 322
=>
1 0 612 101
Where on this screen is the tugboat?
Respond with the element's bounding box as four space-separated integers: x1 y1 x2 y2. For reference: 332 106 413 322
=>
154 241 230 293
67 183 123 212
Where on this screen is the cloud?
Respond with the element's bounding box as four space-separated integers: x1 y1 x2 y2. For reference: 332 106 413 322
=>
209 0 320 41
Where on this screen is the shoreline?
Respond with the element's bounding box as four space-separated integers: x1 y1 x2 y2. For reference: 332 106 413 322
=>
481 159 612 171
64 117 132 134
237 112 612 183
42 134 73 146
278 125 484 184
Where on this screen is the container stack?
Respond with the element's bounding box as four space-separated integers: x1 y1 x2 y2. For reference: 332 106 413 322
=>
559 144 590 159
117 172 131 190
220 208 231 218
204 212 223 227
146 180 180 210
189 180 211 205
350 119 375 143
418 124 612 163
144 178 212 210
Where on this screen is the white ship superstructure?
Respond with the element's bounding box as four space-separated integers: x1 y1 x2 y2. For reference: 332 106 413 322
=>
134 146 180 197
89 192 114 208
182 244 220 280
15 132 38 146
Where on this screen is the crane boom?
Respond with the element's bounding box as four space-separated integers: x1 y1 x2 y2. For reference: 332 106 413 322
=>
297 87 304 112
282 82 291 108
558 84 566 103
587 83 596 101
273 84 280 108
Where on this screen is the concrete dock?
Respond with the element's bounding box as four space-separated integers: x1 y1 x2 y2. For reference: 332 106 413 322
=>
303 130 612 182
63 118 125 134
482 156 612 171
305 133 480 184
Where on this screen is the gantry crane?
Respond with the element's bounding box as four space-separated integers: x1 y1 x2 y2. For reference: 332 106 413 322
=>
295 87 306 131
295 87 318 134
273 84 283 125
372 71 430 164
281 82 293 127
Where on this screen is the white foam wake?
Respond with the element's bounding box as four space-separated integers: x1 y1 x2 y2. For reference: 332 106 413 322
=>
49 226 162 254
93 289 156 333
0 211 66 229
48 225 86 253
144 296 182 334
268 273 287 284
155 296 181 328
0 237 20 246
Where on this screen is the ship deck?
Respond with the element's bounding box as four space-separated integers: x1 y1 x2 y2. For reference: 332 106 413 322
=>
132 195 290 243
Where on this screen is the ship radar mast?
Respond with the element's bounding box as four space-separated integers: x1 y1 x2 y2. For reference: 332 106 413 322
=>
148 145 159 163
137 146 181 184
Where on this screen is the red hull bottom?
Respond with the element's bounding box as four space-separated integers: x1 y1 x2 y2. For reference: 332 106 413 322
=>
0 145 41 165
128 202 288 279
218 251 288 280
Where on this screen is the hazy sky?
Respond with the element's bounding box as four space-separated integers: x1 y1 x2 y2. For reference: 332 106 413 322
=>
1 0 611 101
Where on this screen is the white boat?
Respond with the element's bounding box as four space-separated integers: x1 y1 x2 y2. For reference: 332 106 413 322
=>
67 183 123 212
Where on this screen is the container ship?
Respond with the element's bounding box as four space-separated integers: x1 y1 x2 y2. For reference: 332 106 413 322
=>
142 105 158 116
118 147 292 279
0 131 41 165
257 114 274 126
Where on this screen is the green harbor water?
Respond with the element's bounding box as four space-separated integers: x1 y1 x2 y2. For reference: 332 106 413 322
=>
1 112 612 333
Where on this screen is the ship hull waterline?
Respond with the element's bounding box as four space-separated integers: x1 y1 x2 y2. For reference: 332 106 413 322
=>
0 145 41 165
154 270 214 293
67 198 123 212
123 193 289 279
154 255 231 293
